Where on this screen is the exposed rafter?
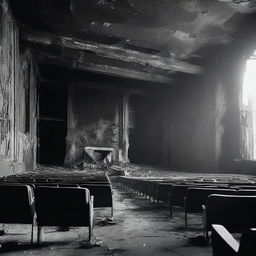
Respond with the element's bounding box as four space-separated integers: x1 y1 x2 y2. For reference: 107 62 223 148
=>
22 28 203 75
36 51 174 84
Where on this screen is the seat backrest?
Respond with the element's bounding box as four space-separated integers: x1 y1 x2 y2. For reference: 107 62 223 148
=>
238 228 256 256
237 186 256 190
145 180 159 197
238 189 256 195
206 195 256 233
171 184 192 206
171 184 219 207
186 188 236 213
58 184 79 188
79 184 112 207
158 183 173 202
0 185 34 224
35 187 90 227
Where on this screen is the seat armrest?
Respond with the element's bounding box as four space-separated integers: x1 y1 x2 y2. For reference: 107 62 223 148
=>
202 205 207 237
89 196 94 226
89 195 94 242
90 195 94 210
27 186 36 223
202 205 206 223
212 224 239 253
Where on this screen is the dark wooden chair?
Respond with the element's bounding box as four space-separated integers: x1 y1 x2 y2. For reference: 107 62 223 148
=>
212 224 256 256
203 194 256 240
35 187 94 243
184 187 236 226
237 189 256 195
169 183 216 217
0 185 36 244
79 184 113 217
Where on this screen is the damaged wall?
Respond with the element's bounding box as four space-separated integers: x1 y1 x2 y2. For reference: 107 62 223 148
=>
0 0 15 173
65 87 120 166
162 42 256 174
0 0 37 176
15 48 37 172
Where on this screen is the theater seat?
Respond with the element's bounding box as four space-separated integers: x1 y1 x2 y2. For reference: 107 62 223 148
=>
79 184 113 216
203 194 256 240
184 187 236 226
212 224 256 256
0 185 36 244
35 187 94 243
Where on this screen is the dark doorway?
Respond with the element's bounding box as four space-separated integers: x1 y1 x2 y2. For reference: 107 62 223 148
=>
38 85 67 165
128 95 162 165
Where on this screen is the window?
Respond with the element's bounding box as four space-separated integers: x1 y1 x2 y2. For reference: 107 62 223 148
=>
240 53 256 160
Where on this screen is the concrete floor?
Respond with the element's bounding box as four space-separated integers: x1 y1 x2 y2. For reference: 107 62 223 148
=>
0 179 212 256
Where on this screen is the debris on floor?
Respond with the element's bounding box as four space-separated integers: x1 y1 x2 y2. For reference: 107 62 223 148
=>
96 217 118 226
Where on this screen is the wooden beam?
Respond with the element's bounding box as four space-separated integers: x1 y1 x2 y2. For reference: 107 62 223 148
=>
22 28 203 75
36 51 173 84
40 78 151 96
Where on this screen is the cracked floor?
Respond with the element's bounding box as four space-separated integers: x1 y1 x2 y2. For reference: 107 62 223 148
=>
0 178 212 256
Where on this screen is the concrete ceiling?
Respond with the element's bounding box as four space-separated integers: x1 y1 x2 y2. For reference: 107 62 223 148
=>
9 0 256 83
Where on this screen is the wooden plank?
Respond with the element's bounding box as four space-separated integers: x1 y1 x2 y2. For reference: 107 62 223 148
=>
36 51 174 84
22 28 203 75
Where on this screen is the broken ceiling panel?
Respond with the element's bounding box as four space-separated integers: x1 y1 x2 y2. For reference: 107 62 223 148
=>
8 0 256 81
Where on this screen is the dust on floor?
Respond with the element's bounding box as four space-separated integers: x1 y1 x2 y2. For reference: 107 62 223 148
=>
0 178 212 256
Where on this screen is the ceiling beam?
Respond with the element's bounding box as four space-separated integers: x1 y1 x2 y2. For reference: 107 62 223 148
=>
22 28 203 75
36 51 174 84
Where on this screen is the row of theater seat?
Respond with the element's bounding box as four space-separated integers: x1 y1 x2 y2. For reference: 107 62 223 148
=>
0 172 114 215
0 172 113 244
0 185 94 244
118 177 256 241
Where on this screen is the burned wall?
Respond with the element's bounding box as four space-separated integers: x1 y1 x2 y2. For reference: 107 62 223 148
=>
0 0 37 175
65 87 120 166
0 0 16 174
15 48 37 172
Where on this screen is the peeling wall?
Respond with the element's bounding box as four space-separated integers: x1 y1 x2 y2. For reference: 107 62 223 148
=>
0 0 37 176
65 87 121 166
15 48 37 172
0 0 15 163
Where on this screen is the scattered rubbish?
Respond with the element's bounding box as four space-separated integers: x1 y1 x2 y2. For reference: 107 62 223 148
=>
93 237 104 247
97 217 118 226
79 237 103 248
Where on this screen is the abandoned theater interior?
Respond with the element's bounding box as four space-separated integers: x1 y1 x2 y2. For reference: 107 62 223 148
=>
1 0 256 255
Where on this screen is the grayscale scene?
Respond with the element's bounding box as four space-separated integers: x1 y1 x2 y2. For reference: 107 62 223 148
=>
0 0 256 255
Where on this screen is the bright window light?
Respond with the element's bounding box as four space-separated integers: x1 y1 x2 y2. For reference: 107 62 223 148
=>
241 56 256 159
242 58 256 107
